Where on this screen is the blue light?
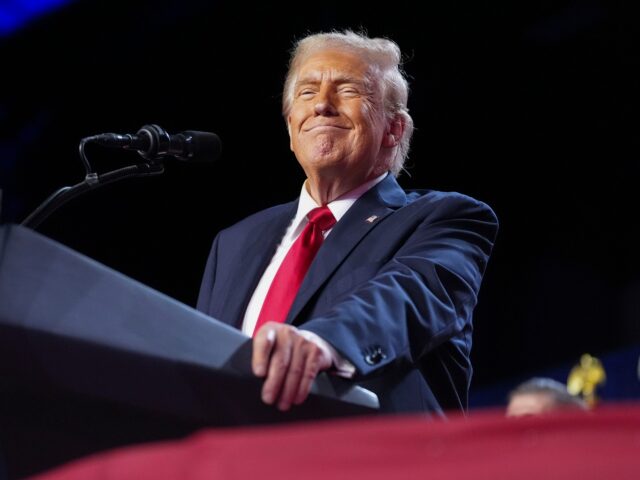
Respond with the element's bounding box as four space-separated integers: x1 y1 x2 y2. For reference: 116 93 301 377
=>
0 0 74 36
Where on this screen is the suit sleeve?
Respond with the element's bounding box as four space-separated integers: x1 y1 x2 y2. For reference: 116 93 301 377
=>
196 233 220 314
299 195 498 377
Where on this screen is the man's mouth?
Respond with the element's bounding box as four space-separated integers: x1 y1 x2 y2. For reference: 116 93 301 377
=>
304 124 349 132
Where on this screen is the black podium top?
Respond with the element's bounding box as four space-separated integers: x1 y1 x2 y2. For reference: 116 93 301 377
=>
0 224 378 479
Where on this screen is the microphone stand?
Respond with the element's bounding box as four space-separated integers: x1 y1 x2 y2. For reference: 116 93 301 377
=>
22 137 165 230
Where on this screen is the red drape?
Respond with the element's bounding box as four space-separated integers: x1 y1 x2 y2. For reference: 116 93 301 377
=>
31 403 640 480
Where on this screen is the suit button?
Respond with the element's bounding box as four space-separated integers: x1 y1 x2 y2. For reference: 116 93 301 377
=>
364 347 386 365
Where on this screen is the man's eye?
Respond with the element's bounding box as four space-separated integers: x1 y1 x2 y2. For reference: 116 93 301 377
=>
339 87 359 96
298 89 316 98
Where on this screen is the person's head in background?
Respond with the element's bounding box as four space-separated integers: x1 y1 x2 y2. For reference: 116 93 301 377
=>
506 377 588 417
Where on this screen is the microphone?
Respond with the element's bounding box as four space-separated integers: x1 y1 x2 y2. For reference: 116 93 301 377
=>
87 124 222 163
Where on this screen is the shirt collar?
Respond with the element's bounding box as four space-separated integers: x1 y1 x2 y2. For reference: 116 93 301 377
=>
289 172 388 238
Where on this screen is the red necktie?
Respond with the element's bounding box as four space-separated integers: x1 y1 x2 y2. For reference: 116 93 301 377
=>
253 206 336 336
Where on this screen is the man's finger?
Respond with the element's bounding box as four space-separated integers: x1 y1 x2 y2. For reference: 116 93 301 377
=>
294 347 324 405
261 331 292 405
277 338 308 411
252 325 277 377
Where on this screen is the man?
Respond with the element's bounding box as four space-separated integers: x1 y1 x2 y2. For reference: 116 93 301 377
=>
197 30 498 416
506 377 588 417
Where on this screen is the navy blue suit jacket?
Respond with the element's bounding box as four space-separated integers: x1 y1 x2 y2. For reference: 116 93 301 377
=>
197 175 498 416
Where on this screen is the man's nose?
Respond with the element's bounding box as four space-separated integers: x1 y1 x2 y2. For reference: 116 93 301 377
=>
314 90 338 116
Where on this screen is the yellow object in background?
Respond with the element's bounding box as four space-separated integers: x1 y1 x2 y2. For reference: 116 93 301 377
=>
567 353 607 408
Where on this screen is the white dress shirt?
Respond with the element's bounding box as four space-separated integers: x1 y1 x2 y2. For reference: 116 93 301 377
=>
241 172 388 375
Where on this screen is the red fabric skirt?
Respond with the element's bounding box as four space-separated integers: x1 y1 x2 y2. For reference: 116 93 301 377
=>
31 403 640 480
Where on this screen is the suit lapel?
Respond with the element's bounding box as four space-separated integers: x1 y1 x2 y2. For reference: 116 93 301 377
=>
222 202 297 328
286 175 407 324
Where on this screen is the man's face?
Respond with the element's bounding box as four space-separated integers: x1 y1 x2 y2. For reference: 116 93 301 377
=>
287 49 391 183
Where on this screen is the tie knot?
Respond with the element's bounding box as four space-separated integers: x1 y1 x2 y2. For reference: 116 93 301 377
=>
307 206 336 231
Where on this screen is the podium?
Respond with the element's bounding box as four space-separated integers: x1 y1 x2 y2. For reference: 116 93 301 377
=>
0 224 378 479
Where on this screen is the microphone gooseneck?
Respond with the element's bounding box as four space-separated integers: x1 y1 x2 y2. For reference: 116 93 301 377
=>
22 124 221 230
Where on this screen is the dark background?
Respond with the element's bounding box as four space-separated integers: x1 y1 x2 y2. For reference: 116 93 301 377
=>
1 0 638 405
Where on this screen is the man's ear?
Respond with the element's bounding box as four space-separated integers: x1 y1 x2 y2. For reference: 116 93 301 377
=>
382 116 405 148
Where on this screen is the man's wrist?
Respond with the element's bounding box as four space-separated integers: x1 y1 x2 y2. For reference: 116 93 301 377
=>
298 330 356 378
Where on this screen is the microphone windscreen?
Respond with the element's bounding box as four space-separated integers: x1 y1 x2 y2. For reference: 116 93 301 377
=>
185 131 222 163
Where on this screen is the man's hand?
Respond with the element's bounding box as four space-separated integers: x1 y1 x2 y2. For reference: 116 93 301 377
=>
252 322 332 411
